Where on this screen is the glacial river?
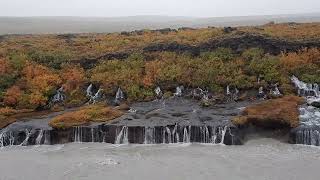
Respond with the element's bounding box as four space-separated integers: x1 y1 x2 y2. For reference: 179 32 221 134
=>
0 138 319 180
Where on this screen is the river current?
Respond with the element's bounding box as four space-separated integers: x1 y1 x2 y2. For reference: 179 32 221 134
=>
0 138 319 180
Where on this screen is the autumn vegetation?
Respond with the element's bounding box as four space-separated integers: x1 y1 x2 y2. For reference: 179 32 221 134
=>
1 22 320 128
233 96 305 128
49 105 123 129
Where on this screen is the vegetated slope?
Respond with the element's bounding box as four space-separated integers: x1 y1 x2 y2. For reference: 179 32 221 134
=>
1 22 320 125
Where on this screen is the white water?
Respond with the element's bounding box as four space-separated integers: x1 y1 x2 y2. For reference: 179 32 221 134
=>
0 139 319 180
36 130 44 145
74 127 83 143
144 127 156 144
154 87 162 97
20 129 32 146
115 126 129 144
52 87 66 103
174 86 183 97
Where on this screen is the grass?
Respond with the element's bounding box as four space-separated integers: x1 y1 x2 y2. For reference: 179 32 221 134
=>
233 96 305 128
49 105 124 129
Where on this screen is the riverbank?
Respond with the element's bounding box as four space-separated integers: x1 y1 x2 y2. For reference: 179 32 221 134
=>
0 138 319 180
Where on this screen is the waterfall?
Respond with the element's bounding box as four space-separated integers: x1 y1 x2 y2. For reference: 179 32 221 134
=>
200 126 210 143
86 84 103 104
114 88 125 104
86 84 93 97
166 127 172 143
0 130 15 147
20 129 32 146
291 76 320 97
74 127 82 143
115 126 129 144
219 126 228 145
295 129 320 146
91 128 95 143
0 130 6 147
52 87 66 103
174 86 183 97
43 131 50 145
211 127 217 144
226 86 239 101
270 84 282 96
92 89 103 104
36 130 44 145
183 126 191 143
144 127 156 144
155 87 162 98
226 86 231 95
172 124 180 143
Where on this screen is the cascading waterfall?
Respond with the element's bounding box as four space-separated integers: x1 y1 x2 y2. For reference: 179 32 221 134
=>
219 126 228 144
295 129 320 146
74 127 83 143
20 129 32 146
200 126 210 143
290 75 320 145
144 127 156 144
86 84 103 104
52 87 66 103
86 84 94 97
114 88 125 104
36 130 44 145
0 124 235 147
270 84 282 96
172 124 180 143
0 130 7 147
291 76 320 97
115 126 129 144
183 126 191 143
165 127 172 143
155 87 163 98
174 86 183 97
226 85 239 101
92 89 103 104
91 127 95 143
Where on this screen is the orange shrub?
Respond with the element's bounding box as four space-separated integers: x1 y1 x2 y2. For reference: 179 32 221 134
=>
233 96 305 128
61 64 86 92
49 105 123 129
3 86 22 106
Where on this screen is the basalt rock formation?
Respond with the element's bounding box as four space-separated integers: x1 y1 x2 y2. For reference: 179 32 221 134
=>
0 98 249 147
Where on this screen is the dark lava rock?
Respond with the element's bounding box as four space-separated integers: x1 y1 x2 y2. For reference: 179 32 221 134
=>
289 125 320 146
311 101 320 108
0 98 256 147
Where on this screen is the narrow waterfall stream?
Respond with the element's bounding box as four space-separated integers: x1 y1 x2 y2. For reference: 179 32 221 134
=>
115 126 129 144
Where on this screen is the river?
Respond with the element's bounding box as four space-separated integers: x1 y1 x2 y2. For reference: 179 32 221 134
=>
0 137 319 180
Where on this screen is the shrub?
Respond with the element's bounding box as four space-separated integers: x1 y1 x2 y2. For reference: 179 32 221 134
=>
233 96 305 128
49 105 124 129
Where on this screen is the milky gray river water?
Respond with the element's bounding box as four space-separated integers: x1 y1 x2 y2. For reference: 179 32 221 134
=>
0 138 319 180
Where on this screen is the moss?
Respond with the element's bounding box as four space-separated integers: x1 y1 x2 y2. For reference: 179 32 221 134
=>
49 105 124 129
233 96 305 128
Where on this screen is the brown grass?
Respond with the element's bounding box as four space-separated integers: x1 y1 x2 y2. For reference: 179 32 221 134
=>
49 105 124 129
233 96 305 128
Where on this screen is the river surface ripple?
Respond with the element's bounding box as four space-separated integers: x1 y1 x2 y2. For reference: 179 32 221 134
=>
0 138 320 180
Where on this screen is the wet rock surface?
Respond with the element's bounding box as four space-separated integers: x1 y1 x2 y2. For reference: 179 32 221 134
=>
0 98 251 147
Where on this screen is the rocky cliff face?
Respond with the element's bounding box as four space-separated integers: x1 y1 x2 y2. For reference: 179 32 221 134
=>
0 98 248 147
